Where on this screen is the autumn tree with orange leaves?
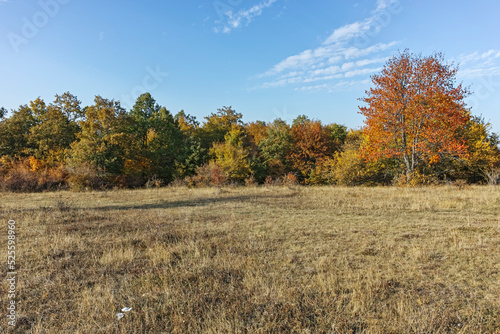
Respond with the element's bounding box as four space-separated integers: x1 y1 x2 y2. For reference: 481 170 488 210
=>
359 50 470 182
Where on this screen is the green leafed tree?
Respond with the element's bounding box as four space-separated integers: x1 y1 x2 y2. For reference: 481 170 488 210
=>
27 95 81 163
127 93 184 183
70 96 131 177
200 106 243 148
258 119 293 179
0 107 7 120
174 110 207 179
0 105 36 157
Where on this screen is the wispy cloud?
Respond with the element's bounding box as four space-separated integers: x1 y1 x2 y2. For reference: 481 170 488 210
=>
455 50 500 114
253 0 402 92
455 50 500 78
214 0 278 34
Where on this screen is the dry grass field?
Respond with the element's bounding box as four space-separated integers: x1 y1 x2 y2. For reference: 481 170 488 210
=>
1 186 499 333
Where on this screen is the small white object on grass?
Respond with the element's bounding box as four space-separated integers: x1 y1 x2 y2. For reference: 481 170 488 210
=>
116 313 125 321
121 307 132 312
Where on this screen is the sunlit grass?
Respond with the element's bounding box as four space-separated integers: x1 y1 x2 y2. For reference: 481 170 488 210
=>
0 185 499 333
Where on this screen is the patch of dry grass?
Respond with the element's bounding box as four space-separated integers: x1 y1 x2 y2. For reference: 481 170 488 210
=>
1 186 499 333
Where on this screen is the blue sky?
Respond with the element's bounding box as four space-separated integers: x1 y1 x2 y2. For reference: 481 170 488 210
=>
1 0 500 131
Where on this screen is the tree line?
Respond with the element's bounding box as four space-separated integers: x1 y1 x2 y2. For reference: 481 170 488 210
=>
1 51 499 191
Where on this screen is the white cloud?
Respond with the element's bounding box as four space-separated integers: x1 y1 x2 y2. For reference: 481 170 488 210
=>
296 79 371 93
254 1 402 91
215 0 278 34
457 50 500 66
355 57 390 67
460 67 500 78
323 20 372 45
256 42 397 89
456 50 500 79
344 67 383 78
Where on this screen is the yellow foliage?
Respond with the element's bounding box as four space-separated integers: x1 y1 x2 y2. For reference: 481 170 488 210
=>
307 157 336 185
146 129 158 145
29 156 43 172
123 158 151 176
210 142 251 181
464 120 500 170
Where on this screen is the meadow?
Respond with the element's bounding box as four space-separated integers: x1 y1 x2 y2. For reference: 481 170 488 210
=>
0 185 499 333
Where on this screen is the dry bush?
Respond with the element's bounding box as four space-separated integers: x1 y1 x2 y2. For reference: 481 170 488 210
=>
0 158 68 192
244 174 257 186
67 163 105 191
393 171 439 187
170 178 188 187
451 179 469 190
145 175 164 189
264 175 273 186
187 161 227 187
281 172 299 186
484 167 500 185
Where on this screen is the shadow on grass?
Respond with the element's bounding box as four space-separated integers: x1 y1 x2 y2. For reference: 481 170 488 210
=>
1 192 297 214
94 193 293 211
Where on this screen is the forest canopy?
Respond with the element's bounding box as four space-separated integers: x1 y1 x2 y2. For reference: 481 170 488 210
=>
1 51 499 191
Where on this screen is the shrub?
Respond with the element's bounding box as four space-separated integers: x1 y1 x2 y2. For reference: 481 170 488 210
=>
67 163 104 191
0 157 68 192
187 161 227 187
281 172 298 186
484 168 500 185
244 174 257 186
145 175 164 189
264 175 273 186
392 171 439 187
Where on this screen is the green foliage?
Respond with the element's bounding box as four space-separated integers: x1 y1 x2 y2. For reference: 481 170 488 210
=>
292 114 310 126
174 137 207 180
174 111 207 179
0 107 7 120
200 106 243 148
0 88 497 190
27 97 79 162
175 110 200 137
53 92 85 123
328 123 348 151
258 119 293 178
128 93 183 183
69 96 131 177
0 105 36 156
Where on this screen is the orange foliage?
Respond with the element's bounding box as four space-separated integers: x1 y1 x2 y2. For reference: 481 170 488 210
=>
29 156 43 172
359 50 470 179
287 121 333 180
1 157 68 192
245 121 268 146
